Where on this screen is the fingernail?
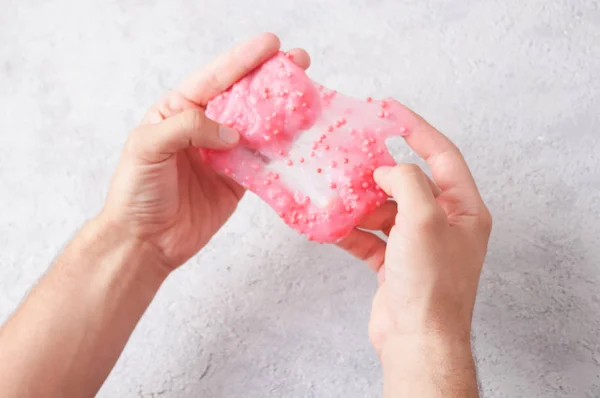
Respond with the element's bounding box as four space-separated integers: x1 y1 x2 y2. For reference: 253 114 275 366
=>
219 126 240 144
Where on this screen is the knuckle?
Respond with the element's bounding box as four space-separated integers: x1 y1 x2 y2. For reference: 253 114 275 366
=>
368 322 386 351
413 207 445 232
142 90 194 124
478 207 493 234
123 126 146 154
388 164 423 192
205 70 224 94
389 223 401 239
180 109 206 132
395 163 422 177
141 109 164 124
157 90 187 119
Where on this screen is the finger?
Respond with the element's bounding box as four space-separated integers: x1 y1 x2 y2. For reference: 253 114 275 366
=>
142 40 311 125
373 164 446 226
377 265 386 286
177 32 281 106
129 109 239 163
357 201 397 236
358 177 440 235
399 106 480 199
285 48 311 70
141 90 199 125
337 229 386 272
424 173 442 197
184 147 246 200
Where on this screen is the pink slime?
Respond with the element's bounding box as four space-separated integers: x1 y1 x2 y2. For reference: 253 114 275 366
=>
206 52 414 243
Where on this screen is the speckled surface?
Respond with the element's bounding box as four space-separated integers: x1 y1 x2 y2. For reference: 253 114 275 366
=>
1 0 600 397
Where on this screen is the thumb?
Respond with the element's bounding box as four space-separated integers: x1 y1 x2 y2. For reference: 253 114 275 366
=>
373 164 447 284
127 108 240 163
373 164 444 227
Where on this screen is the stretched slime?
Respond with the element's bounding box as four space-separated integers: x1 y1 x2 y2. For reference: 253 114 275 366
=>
206 52 413 243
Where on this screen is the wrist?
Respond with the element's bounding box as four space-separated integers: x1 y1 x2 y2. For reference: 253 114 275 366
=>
56 214 171 294
380 330 473 366
380 332 477 397
92 213 172 273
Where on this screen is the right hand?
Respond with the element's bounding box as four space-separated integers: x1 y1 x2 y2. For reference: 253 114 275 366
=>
369 110 493 354
101 33 311 271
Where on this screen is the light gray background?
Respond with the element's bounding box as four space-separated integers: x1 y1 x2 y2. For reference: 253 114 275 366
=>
1 0 600 397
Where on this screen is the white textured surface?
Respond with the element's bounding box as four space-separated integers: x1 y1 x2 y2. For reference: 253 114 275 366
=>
1 0 600 397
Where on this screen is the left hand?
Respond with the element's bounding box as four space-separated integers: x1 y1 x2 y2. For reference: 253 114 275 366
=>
101 33 311 270
368 110 492 354
337 201 397 271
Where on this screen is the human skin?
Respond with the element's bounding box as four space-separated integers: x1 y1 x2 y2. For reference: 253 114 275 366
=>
0 33 491 397
369 111 492 397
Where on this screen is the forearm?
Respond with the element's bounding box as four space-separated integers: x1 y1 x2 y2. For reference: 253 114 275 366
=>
381 333 478 398
0 216 169 397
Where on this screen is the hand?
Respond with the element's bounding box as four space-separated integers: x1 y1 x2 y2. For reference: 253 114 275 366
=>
101 33 311 270
368 110 492 354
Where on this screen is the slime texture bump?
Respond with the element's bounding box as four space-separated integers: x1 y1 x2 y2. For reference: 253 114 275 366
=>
206 52 413 243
